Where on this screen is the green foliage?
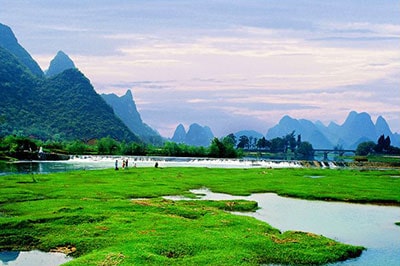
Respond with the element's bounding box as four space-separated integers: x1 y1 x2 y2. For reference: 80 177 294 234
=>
237 135 250 149
356 141 376 156
0 167 377 265
1 47 138 142
297 141 314 160
356 135 400 156
256 137 270 149
66 140 89 155
0 135 38 153
209 137 237 158
96 137 121 155
120 142 147 155
270 137 286 152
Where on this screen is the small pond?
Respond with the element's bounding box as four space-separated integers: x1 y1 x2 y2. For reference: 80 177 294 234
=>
166 188 400 266
0 250 72 266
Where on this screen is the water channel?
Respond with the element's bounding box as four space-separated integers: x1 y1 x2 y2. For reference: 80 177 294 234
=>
166 188 400 266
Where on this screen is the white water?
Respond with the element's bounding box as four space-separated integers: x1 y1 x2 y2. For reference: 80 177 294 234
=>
68 155 304 169
166 188 400 266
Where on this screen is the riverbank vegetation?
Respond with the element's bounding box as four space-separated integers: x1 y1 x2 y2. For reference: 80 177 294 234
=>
0 131 317 162
0 135 240 161
2 167 399 265
2 132 400 163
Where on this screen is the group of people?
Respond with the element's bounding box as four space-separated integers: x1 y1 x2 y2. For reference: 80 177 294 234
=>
115 159 130 170
114 159 158 170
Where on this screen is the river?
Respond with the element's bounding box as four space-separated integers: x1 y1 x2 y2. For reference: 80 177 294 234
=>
0 155 304 176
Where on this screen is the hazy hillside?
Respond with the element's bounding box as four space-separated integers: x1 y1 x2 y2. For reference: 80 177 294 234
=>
171 123 214 147
46 50 76 77
266 115 333 149
266 111 400 149
171 124 186 143
102 90 163 144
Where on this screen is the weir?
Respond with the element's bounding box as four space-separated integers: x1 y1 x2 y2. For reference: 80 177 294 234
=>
313 149 356 160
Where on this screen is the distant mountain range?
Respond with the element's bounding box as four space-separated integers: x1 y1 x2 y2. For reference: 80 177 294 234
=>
172 111 400 149
1 22 398 149
265 111 400 149
171 123 214 147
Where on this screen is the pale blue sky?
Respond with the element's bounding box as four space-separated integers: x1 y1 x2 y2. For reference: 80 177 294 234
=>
1 0 399 136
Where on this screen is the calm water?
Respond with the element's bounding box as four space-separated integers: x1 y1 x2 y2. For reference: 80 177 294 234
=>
0 250 72 266
166 188 400 266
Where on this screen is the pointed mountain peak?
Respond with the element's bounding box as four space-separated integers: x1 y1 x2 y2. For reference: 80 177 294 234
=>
0 23 43 76
123 89 133 100
280 115 294 122
171 124 187 143
375 115 392 135
46 50 76 77
376 115 387 125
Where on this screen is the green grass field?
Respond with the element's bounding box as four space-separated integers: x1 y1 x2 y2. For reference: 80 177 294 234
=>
1 167 399 265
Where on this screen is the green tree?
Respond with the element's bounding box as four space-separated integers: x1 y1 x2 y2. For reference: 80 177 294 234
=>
256 137 269 150
0 135 38 153
221 136 237 158
356 141 376 156
237 135 249 149
97 137 120 155
284 131 297 152
209 137 237 158
297 141 314 160
270 137 285 153
225 133 236 146
384 136 391 151
66 140 87 155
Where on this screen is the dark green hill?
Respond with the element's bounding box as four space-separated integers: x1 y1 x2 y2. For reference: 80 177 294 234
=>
0 46 40 134
37 69 140 141
0 43 139 142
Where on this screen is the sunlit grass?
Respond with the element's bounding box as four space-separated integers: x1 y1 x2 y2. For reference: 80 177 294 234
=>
2 167 398 265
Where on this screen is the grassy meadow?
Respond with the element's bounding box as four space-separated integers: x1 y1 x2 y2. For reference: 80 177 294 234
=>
1 167 400 265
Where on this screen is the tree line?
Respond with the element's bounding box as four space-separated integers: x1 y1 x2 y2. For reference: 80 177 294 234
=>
231 131 314 159
356 134 400 156
1 131 314 160
0 135 237 160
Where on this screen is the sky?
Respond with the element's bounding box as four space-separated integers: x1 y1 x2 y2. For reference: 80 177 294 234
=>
1 0 399 137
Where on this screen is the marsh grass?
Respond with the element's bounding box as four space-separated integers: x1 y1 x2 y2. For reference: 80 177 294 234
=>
2 167 398 265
